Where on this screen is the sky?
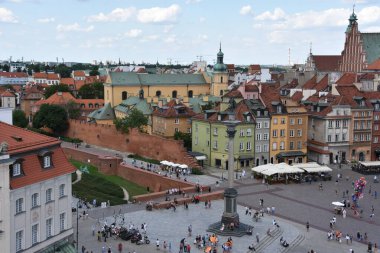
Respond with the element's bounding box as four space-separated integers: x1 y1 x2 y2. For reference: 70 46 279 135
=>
1 0 380 66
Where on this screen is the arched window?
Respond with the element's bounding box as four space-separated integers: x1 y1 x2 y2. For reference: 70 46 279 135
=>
221 76 223 83
95 103 99 108
172 90 177 98
188 90 193 98
122 91 128 100
81 104 85 108
89 103 93 108
219 90 223 96
156 90 161 97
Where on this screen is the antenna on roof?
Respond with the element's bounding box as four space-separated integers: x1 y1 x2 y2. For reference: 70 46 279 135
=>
288 48 291 66
353 1 356 13
309 42 312 55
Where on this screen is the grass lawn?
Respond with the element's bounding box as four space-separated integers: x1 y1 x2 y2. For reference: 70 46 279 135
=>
70 160 148 206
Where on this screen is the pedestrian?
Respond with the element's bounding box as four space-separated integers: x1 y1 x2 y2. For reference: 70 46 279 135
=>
343 209 347 219
163 241 167 251
156 238 160 250
118 242 123 253
188 224 192 237
107 247 111 253
245 206 249 215
97 231 101 241
101 246 106 253
350 234 353 244
81 245 86 253
256 232 259 243
271 206 275 215
346 234 350 244
92 224 95 236
208 200 211 209
306 221 310 232
375 191 378 199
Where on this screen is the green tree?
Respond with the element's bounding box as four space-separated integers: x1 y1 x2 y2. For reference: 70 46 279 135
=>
114 108 148 133
65 101 81 119
44 84 71 99
174 131 192 150
33 104 69 133
13 110 28 128
2 84 15 91
78 82 104 99
2 64 10 72
55 64 71 78
89 65 100 76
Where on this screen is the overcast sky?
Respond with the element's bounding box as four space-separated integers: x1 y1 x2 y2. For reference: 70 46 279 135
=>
1 0 380 65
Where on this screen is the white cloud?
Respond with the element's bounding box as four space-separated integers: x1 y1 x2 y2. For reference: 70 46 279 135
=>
125 29 142 38
268 30 287 44
137 4 180 24
0 7 18 23
255 8 286 21
199 17 206 23
0 31 2 36
139 35 159 43
97 37 117 48
163 25 174 33
87 7 136 22
37 17 55 23
362 26 380 32
56 23 94 32
357 6 380 24
288 8 349 28
163 34 177 43
240 5 253 16
80 41 93 48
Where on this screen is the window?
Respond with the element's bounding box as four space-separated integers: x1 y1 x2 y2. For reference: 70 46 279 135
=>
246 128 252 136
354 135 358 142
280 129 285 137
12 163 21 177
46 188 53 202
256 123 261 129
368 111 371 116
280 141 285 150
240 142 244 151
328 135 332 142
374 137 379 143
290 119 295 125
335 134 339 142
343 120 348 128
272 130 277 137
375 115 379 120
263 133 269 140
328 120 333 128
59 213 65 231
297 130 302 137
46 218 53 238
366 134 371 141
188 90 193 98
342 133 347 141
32 224 38 245
263 144 269 152
367 121 371 129
297 141 302 149
31 193 39 208
16 230 23 252
16 198 23 213
155 90 161 97
213 140 218 149
172 90 177 98
272 142 277 151
194 136 198 145
277 106 282 113
298 118 302 125
375 125 379 131
121 91 127 100
354 121 359 130
273 118 278 125
240 129 244 137
335 120 340 128
256 134 262 141
43 155 51 168
213 128 218 136
187 128 191 133
281 118 286 124
255 145 261 153
246 142 251 151
263 121 269 128
289 142 294 150
59 184 65 198
174 118 179 124
289 130 294 137
174 128 179 133
207 140 210 147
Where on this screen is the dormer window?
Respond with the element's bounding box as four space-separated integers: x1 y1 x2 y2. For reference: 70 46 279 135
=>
360 100 365 106
43 156 51 168
12 162 22 177
277 106 282 113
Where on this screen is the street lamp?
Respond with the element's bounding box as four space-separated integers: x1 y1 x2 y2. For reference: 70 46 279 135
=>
76 199 80 252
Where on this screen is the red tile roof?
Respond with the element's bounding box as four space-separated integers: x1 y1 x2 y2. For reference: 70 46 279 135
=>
0 72 28 78
245 85 259 92
303 75 317 89
153 100 195 118
313 74 329 92
367 58 380 70
33 72 60 80
0 122 75 189
335 85 373 108
73 70 86 77
35 92 76 106
336 73 356 86
291 91 303 102
223 89 243 98
312 55 341 72
60 78 75 85
0 90 15 97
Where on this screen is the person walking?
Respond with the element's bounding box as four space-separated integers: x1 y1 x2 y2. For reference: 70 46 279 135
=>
118 242 123 253
256 232 260 243
156 238 160 250
306 221 310 232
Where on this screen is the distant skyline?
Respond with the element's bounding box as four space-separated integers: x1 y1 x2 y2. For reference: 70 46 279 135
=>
0 0 380 65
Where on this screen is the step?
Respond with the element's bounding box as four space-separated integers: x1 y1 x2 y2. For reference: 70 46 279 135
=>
246 227 283 253
281 234 305 253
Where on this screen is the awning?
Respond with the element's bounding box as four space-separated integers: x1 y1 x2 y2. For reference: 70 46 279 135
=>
276 151 306 158
301 166 332 173
195 155 207 161
239 154 254 160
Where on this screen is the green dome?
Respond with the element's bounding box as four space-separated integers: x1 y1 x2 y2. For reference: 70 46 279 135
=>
213 63 227 72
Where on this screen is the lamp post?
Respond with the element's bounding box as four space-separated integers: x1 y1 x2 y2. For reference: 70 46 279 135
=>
76 199 80 252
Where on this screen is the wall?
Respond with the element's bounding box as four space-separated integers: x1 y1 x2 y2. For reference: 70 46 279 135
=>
63 147 194 192
64 120 199 167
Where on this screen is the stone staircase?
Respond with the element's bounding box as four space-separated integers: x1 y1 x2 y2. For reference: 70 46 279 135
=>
280 234 305 253
207 222 253 237
246 226 283 253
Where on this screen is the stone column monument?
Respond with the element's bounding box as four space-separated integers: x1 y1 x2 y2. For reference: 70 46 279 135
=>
221 120 240 226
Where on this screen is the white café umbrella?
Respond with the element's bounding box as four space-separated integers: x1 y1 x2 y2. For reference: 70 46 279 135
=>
332 201 344 207
179 164 188 169
160 160 169 165
166 162 175 167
